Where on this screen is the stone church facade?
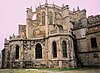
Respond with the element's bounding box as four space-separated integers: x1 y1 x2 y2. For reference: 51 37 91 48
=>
2 1 100 68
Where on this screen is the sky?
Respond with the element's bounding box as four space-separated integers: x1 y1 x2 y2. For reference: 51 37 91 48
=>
0 0 100 52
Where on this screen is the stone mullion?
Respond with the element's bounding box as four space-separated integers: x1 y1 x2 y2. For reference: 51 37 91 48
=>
58 39 62 68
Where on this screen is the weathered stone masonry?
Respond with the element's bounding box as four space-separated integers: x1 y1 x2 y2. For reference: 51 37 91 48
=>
2 1 100 68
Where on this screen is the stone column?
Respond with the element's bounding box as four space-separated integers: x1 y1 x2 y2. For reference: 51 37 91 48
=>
45 39 49 67
31 41 35 66
45 6 49 37
9 45 13 68
70 39 77 68
20 40 24 68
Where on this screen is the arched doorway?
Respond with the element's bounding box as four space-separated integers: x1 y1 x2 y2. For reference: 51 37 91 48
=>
35 43 42 59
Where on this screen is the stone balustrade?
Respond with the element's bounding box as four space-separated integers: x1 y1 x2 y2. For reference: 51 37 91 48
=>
49 30 72 36
88 15 100 25
36 4 62 10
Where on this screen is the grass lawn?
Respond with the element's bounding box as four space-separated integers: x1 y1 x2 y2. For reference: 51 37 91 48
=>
40 67 82 71
0 68 100 73
0 69 44 73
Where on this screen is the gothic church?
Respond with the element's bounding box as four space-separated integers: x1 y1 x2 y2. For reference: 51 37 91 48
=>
2 1 100 68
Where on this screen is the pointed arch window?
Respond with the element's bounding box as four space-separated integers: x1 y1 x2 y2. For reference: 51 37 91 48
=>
42 11 45 25
91 37 97 48
15 45 19 59
59 25 63 32
93 54 99 58
35 43 42 59
62 41 67 58
52 41 57 58
48 11 53 24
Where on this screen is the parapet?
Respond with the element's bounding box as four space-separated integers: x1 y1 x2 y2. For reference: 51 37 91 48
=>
87 15 100 28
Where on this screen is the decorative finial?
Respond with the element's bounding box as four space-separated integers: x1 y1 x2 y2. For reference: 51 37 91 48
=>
4 38 7 42
53 0 54 4
45 0 48 6
66 5 69 9
39 1 41 6
13 33 15 37
77 6 80 11
35 5 37 9
73 8 75 12
30 6 32 11
9 36 12 39
45 0 48 4
53 1 55 8
62 3 64 7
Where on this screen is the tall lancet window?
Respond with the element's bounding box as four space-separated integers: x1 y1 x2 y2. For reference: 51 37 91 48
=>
37 13 41 25
52 41 57 58
35 43 42 59
48 11 53 24
62 41 67 58
42 11 45 25
91 37 97 48
15 45 19 59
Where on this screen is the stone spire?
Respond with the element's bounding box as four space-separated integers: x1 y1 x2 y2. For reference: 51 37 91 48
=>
53 1 55 8
46 0 47 3
45 0 48 4
39 1 41 6
30 6 32 10
45 0 48 6
53 1 54 5
35 5 37 9
62 3 64 7
73 8 75 12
